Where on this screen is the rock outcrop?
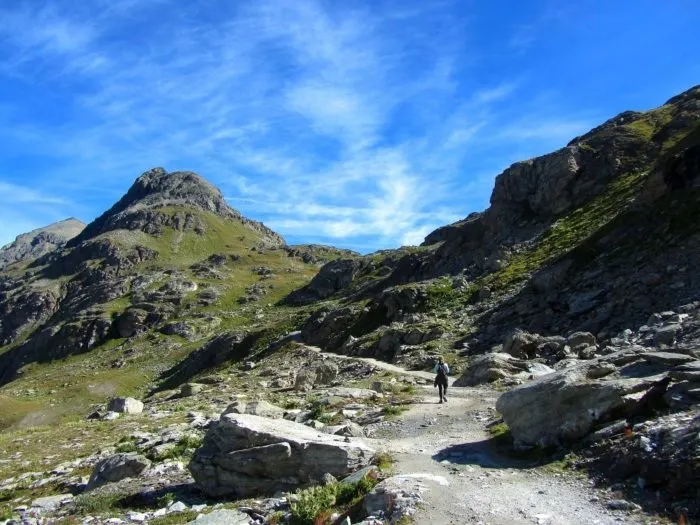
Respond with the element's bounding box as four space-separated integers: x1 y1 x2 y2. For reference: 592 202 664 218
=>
286 86 700 373
496 355 667 448
497 302 700 448
189 413 375 497
454 352 554 386
87 453 151 490
107 397 144 414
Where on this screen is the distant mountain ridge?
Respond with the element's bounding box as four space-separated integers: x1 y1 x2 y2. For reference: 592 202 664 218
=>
0 217 85 270
71 167 284 248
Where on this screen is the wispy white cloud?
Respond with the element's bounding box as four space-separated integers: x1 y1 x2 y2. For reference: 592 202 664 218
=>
0 0 597 251
0 182 66 205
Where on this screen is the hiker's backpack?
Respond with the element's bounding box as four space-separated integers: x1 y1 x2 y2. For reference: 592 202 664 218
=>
436 363 448 378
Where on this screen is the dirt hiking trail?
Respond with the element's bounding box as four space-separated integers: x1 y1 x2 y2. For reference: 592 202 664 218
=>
370 380 649 524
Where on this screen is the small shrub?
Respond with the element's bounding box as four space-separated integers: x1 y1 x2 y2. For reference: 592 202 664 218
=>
158 492 176 508
400 384 417 395
0 489 17 502
487 422 510 439
307 399 330 421
116 441 137 453
336 472 379 506
290 485 337 525
317 412 343 425
151 435 202 461
290 474 380 525
284 399 302 410
148 510 198 524
74 493 124 515
423 277 460 310
372 452 394 471
382 405 406 419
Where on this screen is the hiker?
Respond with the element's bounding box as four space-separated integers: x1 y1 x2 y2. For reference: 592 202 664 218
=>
433 356 449 403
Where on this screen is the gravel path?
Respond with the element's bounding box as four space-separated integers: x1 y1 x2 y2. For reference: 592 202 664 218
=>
370 385 650 525
317 348 447 382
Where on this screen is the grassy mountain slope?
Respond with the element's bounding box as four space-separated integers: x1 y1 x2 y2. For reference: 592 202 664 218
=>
0 171 350 431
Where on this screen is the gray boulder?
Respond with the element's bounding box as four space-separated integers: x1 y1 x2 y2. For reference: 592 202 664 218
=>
30 494 74 513
87 453 151 490
222 400 285 419
107 397 144 414
496 359 668 448
642 352 696 367
669 361 700 381
364 474 445 521
294 360 339 391
324 422 365 438
453 353 554 386
187 509 250 524
503 329 541 359
189 413 374 497
567 332 597 349
117 308 149 338
653 324 682 346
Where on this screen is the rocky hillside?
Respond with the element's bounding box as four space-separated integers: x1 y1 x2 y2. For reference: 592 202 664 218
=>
0 168 352 429
290 85 700 369
0 218 85 270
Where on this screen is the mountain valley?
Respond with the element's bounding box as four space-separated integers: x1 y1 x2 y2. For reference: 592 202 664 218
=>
0 86 699 525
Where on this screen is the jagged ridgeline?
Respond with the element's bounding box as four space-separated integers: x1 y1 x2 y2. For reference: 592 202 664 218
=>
0 168 354 428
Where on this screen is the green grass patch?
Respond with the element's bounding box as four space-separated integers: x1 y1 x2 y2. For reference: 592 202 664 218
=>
487 422 510 441
423 277 461 310
290 473 380 525
148 435 203 462
74 492 126 515
148 511 199 525
372 451 394 471
382 405 408 419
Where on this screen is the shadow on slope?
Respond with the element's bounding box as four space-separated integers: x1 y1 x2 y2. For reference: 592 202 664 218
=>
432 437 567 470
152 331 258 393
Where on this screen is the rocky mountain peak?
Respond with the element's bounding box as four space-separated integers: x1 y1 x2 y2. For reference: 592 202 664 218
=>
72 168 283 246
112 167 237 217
0 217 86 269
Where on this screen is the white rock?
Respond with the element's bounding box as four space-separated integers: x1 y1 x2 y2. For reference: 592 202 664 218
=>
168 501 188 513
126 511 147 522
107 397 144 414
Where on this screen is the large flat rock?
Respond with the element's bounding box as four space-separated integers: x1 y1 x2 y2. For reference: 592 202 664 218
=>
189 413 374 497
496 360 667 448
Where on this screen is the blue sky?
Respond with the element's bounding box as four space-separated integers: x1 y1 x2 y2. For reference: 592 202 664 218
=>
0 0 698 253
